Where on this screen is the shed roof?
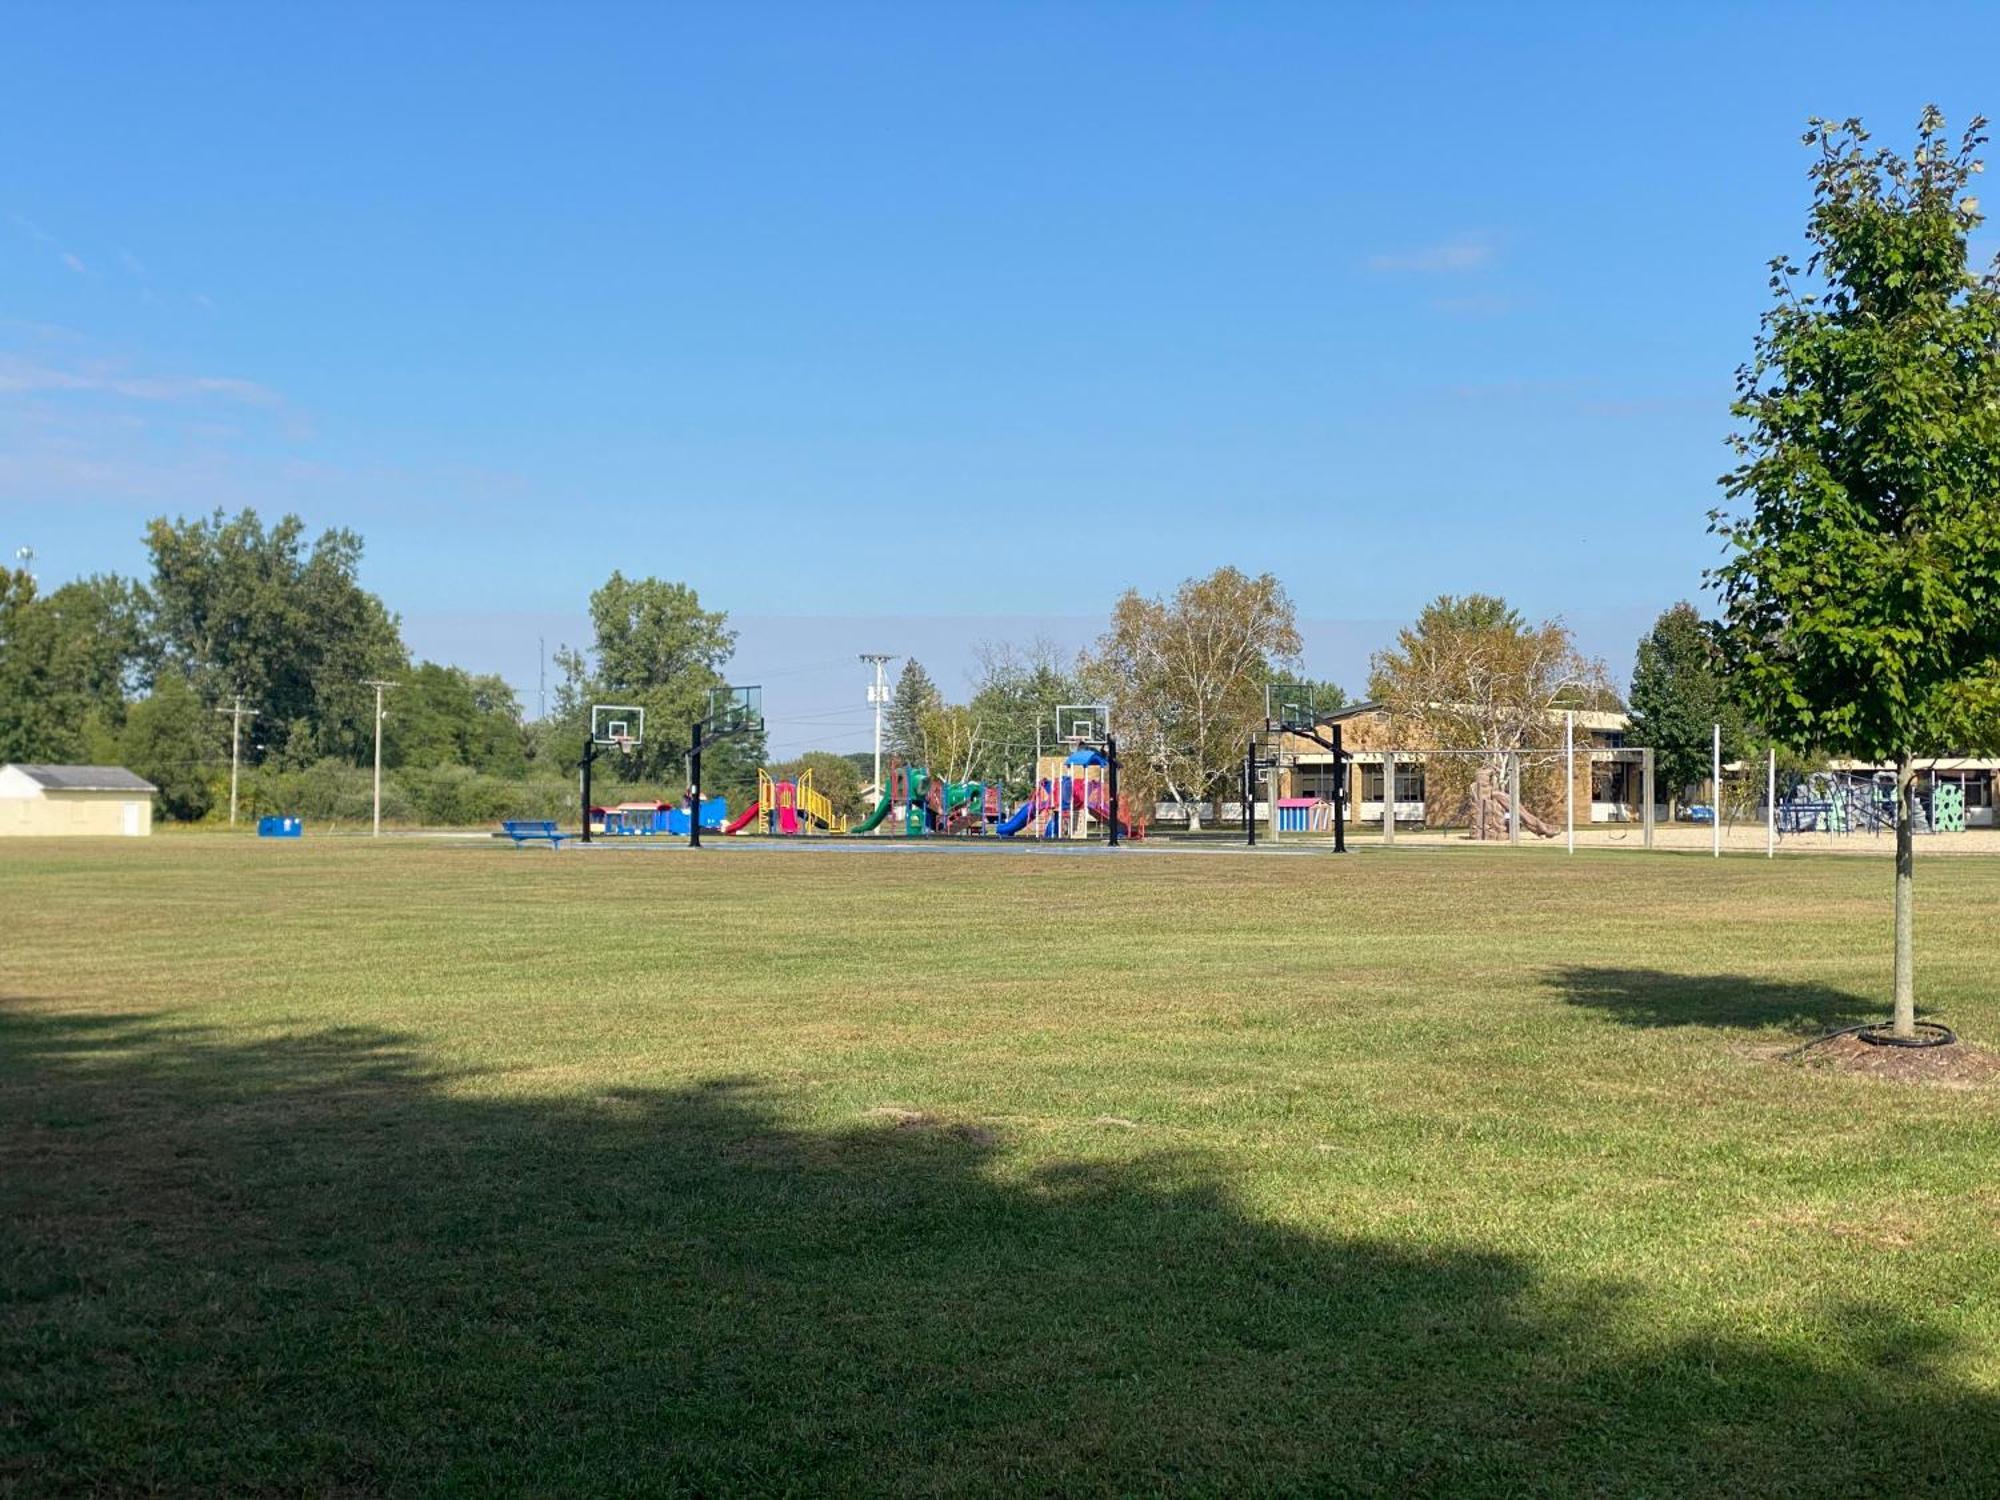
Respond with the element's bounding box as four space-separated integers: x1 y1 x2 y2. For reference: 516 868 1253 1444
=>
6 764 158 793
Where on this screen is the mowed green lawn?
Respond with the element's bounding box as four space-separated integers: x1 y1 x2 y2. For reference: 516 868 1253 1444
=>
4 837 1998 1496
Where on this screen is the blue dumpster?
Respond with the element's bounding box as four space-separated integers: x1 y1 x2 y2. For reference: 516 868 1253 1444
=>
257 815 303 838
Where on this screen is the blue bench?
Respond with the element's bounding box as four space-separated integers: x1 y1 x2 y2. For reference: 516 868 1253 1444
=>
501 819 568 848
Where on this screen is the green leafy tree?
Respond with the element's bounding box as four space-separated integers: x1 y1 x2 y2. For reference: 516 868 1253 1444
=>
40 575 153 729
120 674 218 821
1713 109 2000 1037
144 509 404 761
768 750 865 820
698 722 767 809
0 568 66 761
386 663 526 774
885 659 943 768
1627 603 1745 811
0 568 153 762
551 573 737 786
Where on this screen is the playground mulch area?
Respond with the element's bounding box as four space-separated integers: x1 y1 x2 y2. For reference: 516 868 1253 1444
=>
5 836 2000 1495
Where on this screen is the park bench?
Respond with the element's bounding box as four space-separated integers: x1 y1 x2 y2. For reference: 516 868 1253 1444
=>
501 819 568 848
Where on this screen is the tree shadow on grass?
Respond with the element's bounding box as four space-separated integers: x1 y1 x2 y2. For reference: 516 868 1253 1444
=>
1547 965 1884 1035
2 1003 1992 1495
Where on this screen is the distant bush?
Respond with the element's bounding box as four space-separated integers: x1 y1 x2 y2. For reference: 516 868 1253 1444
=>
398 765 573 825
235 759 410 825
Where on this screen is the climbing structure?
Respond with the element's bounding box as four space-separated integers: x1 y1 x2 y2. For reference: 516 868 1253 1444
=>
995 749 1139 839
729 767 848 835
1447 762 1555 840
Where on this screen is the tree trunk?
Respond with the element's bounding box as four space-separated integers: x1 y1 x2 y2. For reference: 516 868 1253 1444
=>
1892 755 1915 1038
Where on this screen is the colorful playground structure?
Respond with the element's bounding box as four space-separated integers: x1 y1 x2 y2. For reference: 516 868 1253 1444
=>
723 767 849 835
1776 771 1968 836
592 797 726 836
996 749 1138 839
845 764 1003 836
751 750 1142 841
548 690 1140 845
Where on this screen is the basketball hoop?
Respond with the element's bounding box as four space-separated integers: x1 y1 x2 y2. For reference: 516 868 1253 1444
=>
590 704 646 750
1055 703 1110 746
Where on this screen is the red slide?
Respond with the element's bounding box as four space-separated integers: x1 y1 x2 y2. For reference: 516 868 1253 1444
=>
722 800 761 835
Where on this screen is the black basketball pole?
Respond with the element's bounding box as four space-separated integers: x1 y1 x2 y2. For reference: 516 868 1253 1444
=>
580 734 596 845
1106 735 1121 847
1245 739 1257 847
688 720 704 849
1332 723 1347 854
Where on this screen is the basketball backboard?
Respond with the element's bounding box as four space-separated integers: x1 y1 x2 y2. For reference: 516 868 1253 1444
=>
1265 681 1329 732
1055 703 1110 744
591 704 645 749
706 684 763 736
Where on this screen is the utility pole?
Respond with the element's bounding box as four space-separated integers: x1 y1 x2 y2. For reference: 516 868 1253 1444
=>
538 637 546 722
1712 722 1723 859
860 653 897 796
364 679 398 837
216 695 258 827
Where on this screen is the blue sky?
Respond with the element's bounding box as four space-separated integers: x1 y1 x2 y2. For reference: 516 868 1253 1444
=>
5 2 1995 751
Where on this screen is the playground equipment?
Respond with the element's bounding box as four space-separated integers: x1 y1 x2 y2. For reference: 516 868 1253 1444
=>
727 767 849 835
594 800 667 836
1775 770 1967 837
593 798 727 836
1451 762 1556 841
841 751 1134 841
876 764 1002 836
841 762 1002 837
1275 798 1332 833
995 747 1139 840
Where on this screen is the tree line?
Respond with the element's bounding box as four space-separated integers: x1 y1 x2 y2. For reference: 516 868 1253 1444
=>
0 511 771 823
0 507 1761 829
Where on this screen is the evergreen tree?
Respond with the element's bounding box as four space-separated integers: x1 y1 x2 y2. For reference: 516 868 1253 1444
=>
1626 603 1741 810
885 659 942 767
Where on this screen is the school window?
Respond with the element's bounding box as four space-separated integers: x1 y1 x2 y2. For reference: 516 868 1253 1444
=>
1294 765 1342 801
1361 765 1426 802
1594 762 1638 803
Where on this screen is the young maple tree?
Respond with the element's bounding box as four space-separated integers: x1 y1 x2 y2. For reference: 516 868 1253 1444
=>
1714 109 2000 1037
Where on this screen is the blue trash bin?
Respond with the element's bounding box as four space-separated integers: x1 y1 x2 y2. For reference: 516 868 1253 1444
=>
257 815 302 838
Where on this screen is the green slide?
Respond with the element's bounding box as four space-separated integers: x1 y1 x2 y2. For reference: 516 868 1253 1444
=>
851 789 894 833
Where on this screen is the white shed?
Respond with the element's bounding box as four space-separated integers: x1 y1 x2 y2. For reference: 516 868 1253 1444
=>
0 765 157 837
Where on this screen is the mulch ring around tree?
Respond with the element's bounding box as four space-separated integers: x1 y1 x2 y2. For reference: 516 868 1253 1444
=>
1786 1030 2000 1087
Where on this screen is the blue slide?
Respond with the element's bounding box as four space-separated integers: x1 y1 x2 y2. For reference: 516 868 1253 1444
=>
995 801 1034 837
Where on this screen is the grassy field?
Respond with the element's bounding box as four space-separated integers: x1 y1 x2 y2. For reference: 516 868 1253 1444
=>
5 837 1999 1495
